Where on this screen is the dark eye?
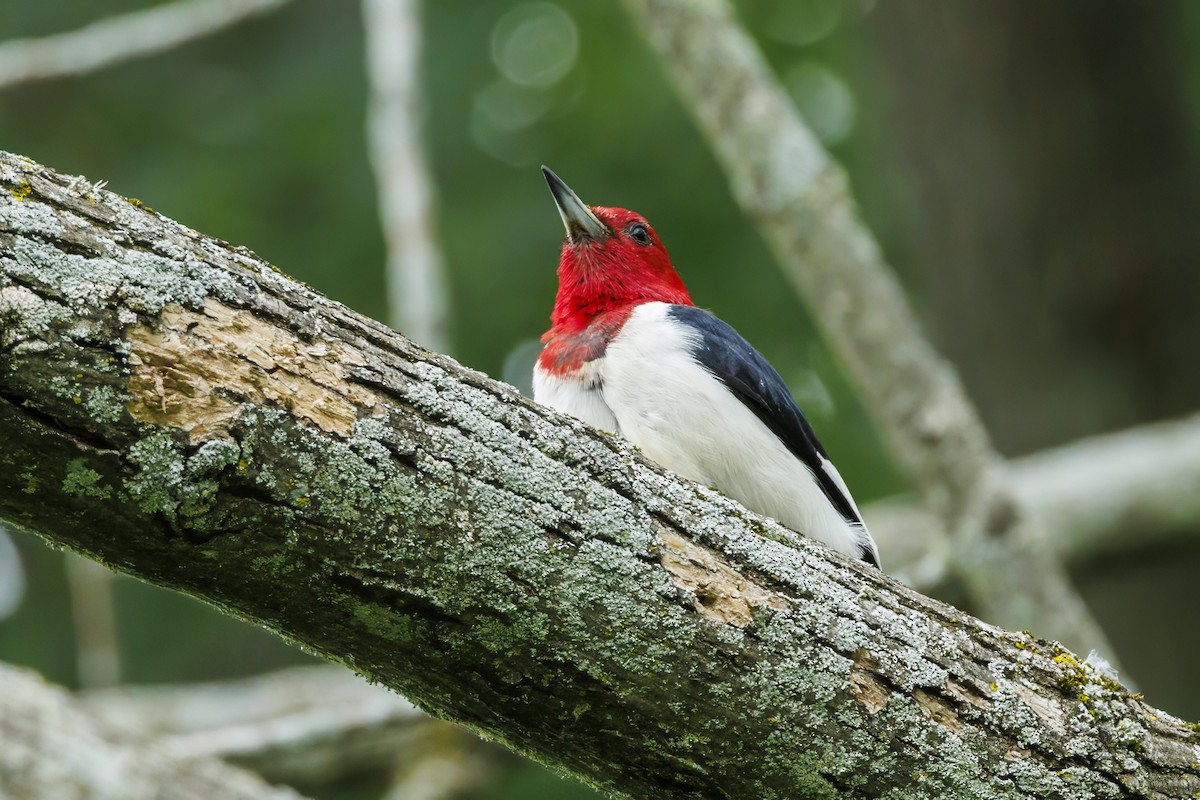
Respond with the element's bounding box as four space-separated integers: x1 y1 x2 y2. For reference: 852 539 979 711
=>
628 222 651 246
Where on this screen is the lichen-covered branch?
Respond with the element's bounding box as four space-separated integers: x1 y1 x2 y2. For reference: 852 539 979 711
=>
622 0 1119 662
2 151 1199 799
0 662 307 800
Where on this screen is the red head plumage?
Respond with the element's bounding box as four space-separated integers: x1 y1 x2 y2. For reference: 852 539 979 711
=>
542 167 692 336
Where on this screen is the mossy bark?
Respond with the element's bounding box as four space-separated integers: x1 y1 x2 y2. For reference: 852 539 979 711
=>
2 151 1198 799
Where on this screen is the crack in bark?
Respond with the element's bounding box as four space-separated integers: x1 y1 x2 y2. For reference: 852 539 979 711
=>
0 388 120 453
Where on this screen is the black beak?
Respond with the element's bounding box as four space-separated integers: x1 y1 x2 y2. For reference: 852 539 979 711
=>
542 166 609 244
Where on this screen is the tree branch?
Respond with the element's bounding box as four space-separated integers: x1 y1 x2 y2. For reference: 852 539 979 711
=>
64 553 121 687
2 151 1198 798
622 0 1119 662
0 0 291 90
82 665 432 786
0 662 307 800
870 413 1200 587
362 0 450 352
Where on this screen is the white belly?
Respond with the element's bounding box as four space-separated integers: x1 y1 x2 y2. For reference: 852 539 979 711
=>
532 360 620 434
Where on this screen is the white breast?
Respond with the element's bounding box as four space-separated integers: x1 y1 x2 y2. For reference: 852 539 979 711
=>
532 359 620 434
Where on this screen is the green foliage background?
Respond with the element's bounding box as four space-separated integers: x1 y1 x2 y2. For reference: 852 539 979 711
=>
2 1 1199 797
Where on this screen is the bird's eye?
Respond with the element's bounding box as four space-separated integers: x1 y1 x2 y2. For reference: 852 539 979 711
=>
628 222 651 246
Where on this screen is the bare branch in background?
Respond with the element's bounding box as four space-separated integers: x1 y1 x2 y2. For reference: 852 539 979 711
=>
1010 412 1200 562
83 666 432 786
0 663 308 800
382 723 488 800
0 0 291 90
623 0 1121 666
362 0 450 352
871 412 1200 588
64 554 121 688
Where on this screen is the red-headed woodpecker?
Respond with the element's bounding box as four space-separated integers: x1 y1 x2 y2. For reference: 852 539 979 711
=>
534 167 880 567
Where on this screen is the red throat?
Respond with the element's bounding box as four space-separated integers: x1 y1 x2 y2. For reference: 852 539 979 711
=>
547 206 693 334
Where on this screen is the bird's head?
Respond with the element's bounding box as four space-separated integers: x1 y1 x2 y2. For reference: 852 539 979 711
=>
542 167 692 333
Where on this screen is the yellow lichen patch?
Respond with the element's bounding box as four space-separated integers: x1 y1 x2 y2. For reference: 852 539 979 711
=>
848 650 889 715
657 529 788 628
914 689 963 733
127 299 380 442
10 181 32 201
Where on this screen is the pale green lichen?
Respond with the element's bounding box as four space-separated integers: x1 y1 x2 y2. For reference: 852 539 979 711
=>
0 285 73 348
19 469 40 494
83 384 125 424
62 460 112 499
125 433 247 521
3 215 242 316
126 431 187 517
48 373 83 404
0 197 63 237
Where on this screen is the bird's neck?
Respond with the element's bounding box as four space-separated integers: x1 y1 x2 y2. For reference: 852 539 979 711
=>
539 305 637 375
549 274 691 332
541 250 693 374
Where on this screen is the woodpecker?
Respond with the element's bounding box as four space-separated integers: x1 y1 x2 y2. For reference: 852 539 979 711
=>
534 167 880 567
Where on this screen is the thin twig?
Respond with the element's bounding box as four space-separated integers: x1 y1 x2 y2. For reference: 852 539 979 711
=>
0 0 291 90
83 665 428 785
64 554 121 688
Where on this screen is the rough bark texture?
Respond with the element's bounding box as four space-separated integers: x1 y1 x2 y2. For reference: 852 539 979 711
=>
2 152 1200 799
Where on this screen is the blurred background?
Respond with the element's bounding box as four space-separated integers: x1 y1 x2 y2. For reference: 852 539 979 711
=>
2 0 1199 797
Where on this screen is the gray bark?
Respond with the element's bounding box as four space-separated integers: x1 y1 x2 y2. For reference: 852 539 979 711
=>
2 151 1199 799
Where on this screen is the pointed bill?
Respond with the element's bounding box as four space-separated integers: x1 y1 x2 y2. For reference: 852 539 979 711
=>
542 166 609 244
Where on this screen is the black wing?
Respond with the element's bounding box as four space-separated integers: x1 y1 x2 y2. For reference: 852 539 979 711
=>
667 305 875 563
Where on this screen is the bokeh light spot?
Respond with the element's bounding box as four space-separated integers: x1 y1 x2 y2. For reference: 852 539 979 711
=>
784 62 856 145
763 0 843 47
491 3 579 89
